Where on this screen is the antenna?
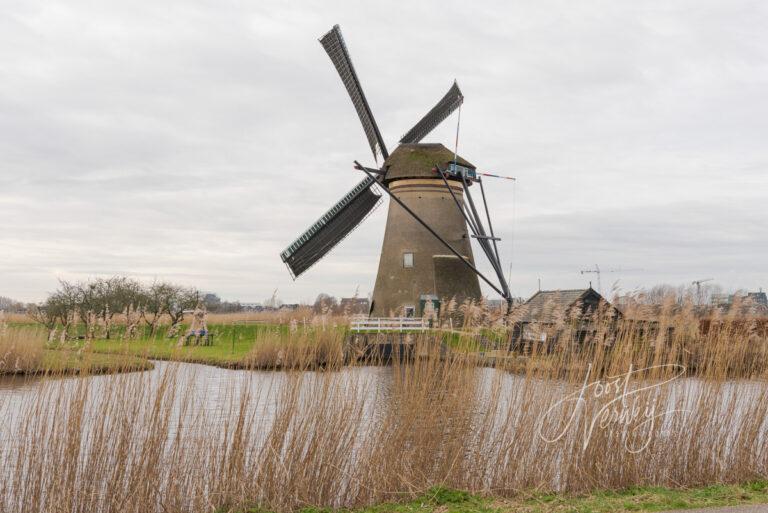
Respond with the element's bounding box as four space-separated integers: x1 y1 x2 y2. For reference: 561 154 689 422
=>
580 264 602 294
477 171 516 181
506 178 516 297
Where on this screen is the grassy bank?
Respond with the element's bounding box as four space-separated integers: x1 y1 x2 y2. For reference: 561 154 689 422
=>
85 323 346 369
231 483 768 513
90 332 260 367
1 325 152 376
36 349 153 375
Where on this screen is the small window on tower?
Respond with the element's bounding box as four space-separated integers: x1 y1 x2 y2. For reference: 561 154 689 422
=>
403 252 414 268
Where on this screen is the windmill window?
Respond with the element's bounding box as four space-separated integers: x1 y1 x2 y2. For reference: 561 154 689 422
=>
404 306 415 318
403 252 414 268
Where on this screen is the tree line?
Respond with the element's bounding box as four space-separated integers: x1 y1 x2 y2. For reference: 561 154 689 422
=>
27 277 202 340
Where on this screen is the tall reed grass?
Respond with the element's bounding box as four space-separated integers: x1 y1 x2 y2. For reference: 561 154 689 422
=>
0 307 766 512
0 322 45 373
243 329 345 370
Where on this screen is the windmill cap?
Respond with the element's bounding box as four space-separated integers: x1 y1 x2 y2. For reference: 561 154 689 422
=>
383 143 475 183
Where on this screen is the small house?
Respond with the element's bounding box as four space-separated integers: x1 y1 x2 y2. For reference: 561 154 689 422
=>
337 297 371 315
509 288 622 352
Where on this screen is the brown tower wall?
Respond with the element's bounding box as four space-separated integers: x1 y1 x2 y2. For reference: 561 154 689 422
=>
370 178 482 317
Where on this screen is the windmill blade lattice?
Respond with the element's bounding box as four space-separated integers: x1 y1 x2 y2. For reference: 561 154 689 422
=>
399 81 464 144
280 177 382 278
319 25 389 162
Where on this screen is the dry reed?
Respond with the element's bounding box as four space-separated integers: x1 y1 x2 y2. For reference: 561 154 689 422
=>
0 322 45 373
243 329 346 370
0 304 766 512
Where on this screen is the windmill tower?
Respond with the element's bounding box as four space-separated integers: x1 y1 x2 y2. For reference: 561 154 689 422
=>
369 143 481 316
280 25 511 317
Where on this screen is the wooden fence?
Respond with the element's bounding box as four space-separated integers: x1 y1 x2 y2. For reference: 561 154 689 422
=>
350 317 428 332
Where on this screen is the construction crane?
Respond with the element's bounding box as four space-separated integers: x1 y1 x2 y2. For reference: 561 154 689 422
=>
692 278 714 303
580 264 604 294
580 265 643 295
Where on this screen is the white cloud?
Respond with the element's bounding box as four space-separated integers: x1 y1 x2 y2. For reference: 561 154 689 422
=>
1 0 766 302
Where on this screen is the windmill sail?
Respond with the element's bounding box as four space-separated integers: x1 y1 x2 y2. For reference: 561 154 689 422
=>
319 25 388 161
399 81 464 144
281 178 382 278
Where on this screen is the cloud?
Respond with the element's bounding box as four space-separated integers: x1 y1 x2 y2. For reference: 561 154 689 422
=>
1 0 766 302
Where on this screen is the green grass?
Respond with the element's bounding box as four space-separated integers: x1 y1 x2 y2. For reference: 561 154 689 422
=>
231 482 768 513
16 321 498 368
86 323 343 368
0 349 153 376
86 324 504 368
90 335 251 367
87 325 273 367
92 322 293 343
44 349 152 375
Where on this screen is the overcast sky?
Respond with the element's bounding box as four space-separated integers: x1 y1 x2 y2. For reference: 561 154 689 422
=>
1 0 766 304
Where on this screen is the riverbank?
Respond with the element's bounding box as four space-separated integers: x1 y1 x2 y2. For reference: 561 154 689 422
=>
0 348 153 376
86 324 346 370
2 350 766 512
229 483 768 513
0 324 153 376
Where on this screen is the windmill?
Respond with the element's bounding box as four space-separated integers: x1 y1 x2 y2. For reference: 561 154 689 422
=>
280 25 512 317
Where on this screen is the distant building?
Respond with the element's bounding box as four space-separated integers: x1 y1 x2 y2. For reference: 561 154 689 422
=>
486 297 525 312
710 291 768 317
337 297 370 315
514 288 621 323
509 288 622 351
712 294 732 307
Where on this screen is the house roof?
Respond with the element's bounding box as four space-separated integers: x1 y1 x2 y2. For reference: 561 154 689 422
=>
513 288 610 324
339 297 369 305
383 143 474 183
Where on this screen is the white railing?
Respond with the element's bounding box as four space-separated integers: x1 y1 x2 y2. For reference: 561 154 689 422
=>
350 317 428 332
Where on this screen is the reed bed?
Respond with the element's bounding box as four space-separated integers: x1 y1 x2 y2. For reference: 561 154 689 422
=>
0 308 766 513
0 312 32 324
207 307 343 326
0 323 45 373
243 329 346 370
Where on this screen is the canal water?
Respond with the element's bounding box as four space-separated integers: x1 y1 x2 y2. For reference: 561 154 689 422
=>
0 360 766 499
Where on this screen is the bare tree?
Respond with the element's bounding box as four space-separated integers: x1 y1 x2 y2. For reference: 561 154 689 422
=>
313 293 338 315
30 277 200 341
0 296 25 313
27 302 58 339
139 282 197 337
53 281 80 340
139 282 169 336
94 277 142 339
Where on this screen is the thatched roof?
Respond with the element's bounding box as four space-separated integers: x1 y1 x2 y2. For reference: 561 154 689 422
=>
383 143 474 183
513 288 619 324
